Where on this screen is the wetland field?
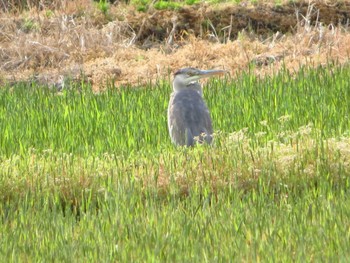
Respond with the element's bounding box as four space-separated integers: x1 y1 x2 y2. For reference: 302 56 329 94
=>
0 0 350 261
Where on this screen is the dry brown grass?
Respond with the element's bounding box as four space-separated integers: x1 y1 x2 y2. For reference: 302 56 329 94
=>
140 128 350 197
0 0 349 90
1 129 349 203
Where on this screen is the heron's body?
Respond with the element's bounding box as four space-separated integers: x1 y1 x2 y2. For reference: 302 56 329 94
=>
167 68 225 147
168 86 213 146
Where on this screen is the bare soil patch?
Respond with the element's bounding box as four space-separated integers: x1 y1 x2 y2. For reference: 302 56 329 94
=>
0 0 349 89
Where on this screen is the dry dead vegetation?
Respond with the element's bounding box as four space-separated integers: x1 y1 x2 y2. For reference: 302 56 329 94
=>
0 0 350 90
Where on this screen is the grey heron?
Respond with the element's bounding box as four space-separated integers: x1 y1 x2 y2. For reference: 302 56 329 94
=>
167 68 226 146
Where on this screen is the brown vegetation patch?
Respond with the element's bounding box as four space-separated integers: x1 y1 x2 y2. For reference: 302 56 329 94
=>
1 131 349 203
130 1 350 43
0 1 350 89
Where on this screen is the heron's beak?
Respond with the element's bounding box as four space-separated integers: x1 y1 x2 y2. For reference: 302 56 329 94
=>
187 69 227 83
198 69 227 77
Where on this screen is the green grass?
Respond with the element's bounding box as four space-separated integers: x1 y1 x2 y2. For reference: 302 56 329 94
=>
0 65 350 261
0 65 349 157
1 181 349 261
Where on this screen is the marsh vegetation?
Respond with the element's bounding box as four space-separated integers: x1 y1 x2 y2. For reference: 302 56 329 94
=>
1 0 350 261
1 65 350 261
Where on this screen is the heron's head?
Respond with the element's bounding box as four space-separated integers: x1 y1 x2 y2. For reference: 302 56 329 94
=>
172 68 226 92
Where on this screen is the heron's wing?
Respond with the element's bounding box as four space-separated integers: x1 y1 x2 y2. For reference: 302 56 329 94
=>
183 92 213 145
168 90 213 146
168 93 187 146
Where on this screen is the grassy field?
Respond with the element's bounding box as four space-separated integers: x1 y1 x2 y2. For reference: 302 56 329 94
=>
0 65 350 261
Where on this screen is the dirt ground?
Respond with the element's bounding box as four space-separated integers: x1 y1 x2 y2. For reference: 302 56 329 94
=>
0 0 350 90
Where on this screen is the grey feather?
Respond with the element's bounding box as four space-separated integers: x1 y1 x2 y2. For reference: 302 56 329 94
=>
168 88 213 146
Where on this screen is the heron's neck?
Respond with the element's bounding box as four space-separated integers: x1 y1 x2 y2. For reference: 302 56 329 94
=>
173 82 203 96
